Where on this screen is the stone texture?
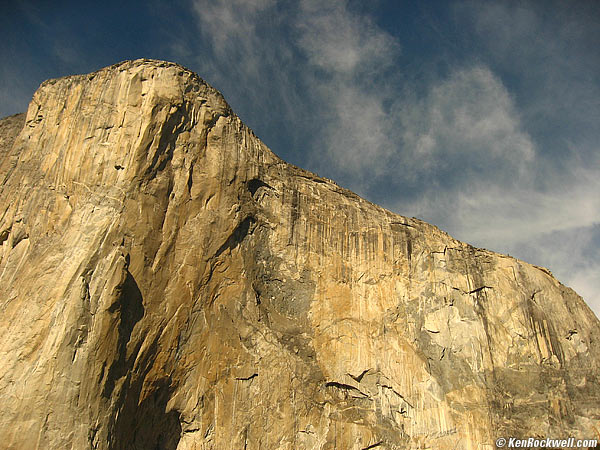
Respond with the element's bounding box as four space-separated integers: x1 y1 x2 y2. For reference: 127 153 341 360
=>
0 113 25 177
0 59 599 450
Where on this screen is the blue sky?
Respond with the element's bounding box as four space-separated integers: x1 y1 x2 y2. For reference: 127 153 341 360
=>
2 0 599 317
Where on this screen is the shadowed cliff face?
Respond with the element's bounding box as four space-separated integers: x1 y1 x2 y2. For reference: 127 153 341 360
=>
0 59 599 450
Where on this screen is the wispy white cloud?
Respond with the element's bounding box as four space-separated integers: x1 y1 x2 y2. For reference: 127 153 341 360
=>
400 159 600 240
456 0 600 161
396 66 535 181
295 0 398 76
191 0 278 80
293 0 402 182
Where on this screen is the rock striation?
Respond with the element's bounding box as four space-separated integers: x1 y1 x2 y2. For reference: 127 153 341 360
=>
0 59 599 450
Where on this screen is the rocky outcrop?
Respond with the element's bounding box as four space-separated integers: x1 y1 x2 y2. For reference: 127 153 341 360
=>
0 59 598 450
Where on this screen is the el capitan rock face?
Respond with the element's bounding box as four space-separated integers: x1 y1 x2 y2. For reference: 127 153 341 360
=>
0 59 598 450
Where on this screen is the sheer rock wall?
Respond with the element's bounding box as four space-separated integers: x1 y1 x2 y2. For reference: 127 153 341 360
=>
0 59 599 450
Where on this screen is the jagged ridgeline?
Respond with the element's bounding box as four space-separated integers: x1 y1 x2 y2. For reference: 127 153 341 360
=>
0 59 599 450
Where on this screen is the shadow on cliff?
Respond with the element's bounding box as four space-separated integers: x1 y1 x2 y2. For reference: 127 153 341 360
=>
103 271 145 398
102 270 181 450
112 374 181 450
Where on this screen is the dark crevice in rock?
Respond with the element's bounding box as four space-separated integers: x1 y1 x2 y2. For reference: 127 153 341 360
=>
325 381 369 398
566 329 578 340
380 384 414 408
468 285 493 294
97 266 182 450
348 369 370 383
213 216 256 258
253 285 261 306
289 188 301 241
362 441 383 449
247 178 273 197
187 164 193 194
0 227 10 245
525 292 566 367
236 373 258 381
294 173 329 184
7 224 28 248
390 221 415 229
198 110 231 150
205 112 227 135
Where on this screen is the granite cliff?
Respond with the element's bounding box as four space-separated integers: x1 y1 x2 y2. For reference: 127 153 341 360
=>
0 59 599 450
